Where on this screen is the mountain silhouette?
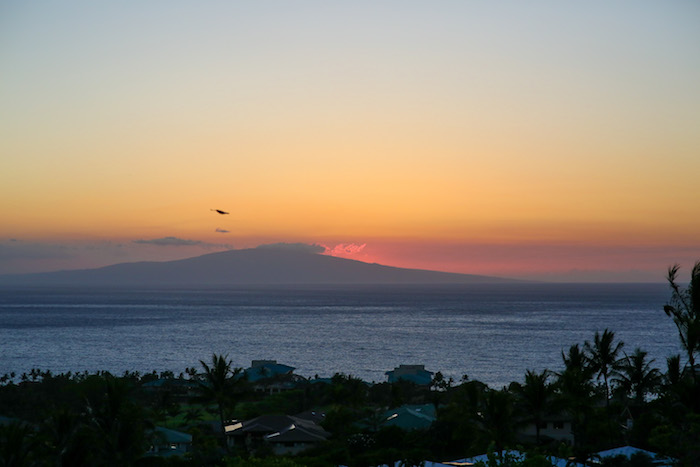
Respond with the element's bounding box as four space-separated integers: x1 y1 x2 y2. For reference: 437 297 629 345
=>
0 247 515 286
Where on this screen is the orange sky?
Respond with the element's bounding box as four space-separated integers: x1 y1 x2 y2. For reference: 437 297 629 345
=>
1 2 699 281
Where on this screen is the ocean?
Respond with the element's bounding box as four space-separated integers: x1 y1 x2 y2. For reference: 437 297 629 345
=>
0 283 681 388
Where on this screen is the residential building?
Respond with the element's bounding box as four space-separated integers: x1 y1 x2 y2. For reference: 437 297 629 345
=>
385 364 434 385
225 413 329 455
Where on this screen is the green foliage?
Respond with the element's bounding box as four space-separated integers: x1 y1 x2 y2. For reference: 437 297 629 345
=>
477 389 518 453
664 262 700 399
584 329 625 405
611 348 662 406
237 389 307 420
650 413 700 466
0 422 39 467
196 353 247 444
510 369 557 445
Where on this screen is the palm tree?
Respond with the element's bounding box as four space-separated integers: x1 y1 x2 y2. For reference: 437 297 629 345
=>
511 369 556 445
84 376 150 466
557 344 595 403
439 379 487 453
584 329 624 407
662 354 699 411
611 348 662 407
197 353 244 441
477 389 517 455
664 261 700 384
555 344 595 451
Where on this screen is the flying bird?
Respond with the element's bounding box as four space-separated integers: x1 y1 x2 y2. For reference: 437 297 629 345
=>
211 209 229 215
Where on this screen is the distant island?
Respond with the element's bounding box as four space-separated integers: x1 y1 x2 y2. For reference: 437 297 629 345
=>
0 245 515 286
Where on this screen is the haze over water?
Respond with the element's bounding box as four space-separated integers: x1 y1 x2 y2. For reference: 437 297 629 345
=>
0 283 680 388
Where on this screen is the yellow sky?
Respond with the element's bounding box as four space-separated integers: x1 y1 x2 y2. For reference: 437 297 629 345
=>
1 1 699 280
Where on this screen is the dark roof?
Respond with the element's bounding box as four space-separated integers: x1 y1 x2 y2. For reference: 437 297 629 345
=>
225 414 329 442
294 410 326 424
265 422 329 443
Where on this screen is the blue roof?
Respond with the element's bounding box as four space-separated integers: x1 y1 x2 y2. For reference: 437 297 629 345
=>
456 450 585 467
154 426 192 444
244 362 295 382
386 372 433 385
382 404 436 430
385 365 434 385
309 377 333 384
595 446 674 465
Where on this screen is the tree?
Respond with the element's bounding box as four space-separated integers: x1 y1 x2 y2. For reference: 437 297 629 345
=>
430 371 453 410
660 354 696 410
40 407 93 466
0 421 39 467
611 348 662 407
555 344 596 452
664 261 700 384
477 389 517 454
556 344 595 408
197 354 244 442
438 379 487 456
584 329 624 406
511 369 556 445
84 376 150 466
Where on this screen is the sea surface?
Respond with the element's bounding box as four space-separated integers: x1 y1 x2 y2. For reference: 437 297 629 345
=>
0 283 682 388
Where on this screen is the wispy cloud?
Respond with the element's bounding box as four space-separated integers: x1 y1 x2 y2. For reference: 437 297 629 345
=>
323 243 367 256
133 237 203 247
215 228 230 233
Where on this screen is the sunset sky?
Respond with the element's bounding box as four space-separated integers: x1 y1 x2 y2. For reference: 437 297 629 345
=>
1 1 699 281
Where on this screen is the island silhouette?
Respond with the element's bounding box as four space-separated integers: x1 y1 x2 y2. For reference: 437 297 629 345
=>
0 245 515 286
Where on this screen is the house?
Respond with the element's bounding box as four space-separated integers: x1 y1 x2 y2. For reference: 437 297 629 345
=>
294 409 326 425
385 364 434 385
518 414 575 443
225 414 329 455
381 404 436 430
140 378 199 399
243 360 295 382
242 360 304 394
145 426 192 457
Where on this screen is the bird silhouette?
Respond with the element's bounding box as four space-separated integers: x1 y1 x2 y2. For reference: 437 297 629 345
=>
211 209 229 215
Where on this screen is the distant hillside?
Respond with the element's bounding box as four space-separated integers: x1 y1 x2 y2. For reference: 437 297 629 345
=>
0 247 515 286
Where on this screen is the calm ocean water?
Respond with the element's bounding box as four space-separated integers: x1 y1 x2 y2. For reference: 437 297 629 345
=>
0 283 681 388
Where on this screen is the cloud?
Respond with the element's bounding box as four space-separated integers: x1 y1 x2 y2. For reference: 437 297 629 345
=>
133 237 203 247
323 243 367 256
255 243 325 254
215 228 230 233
